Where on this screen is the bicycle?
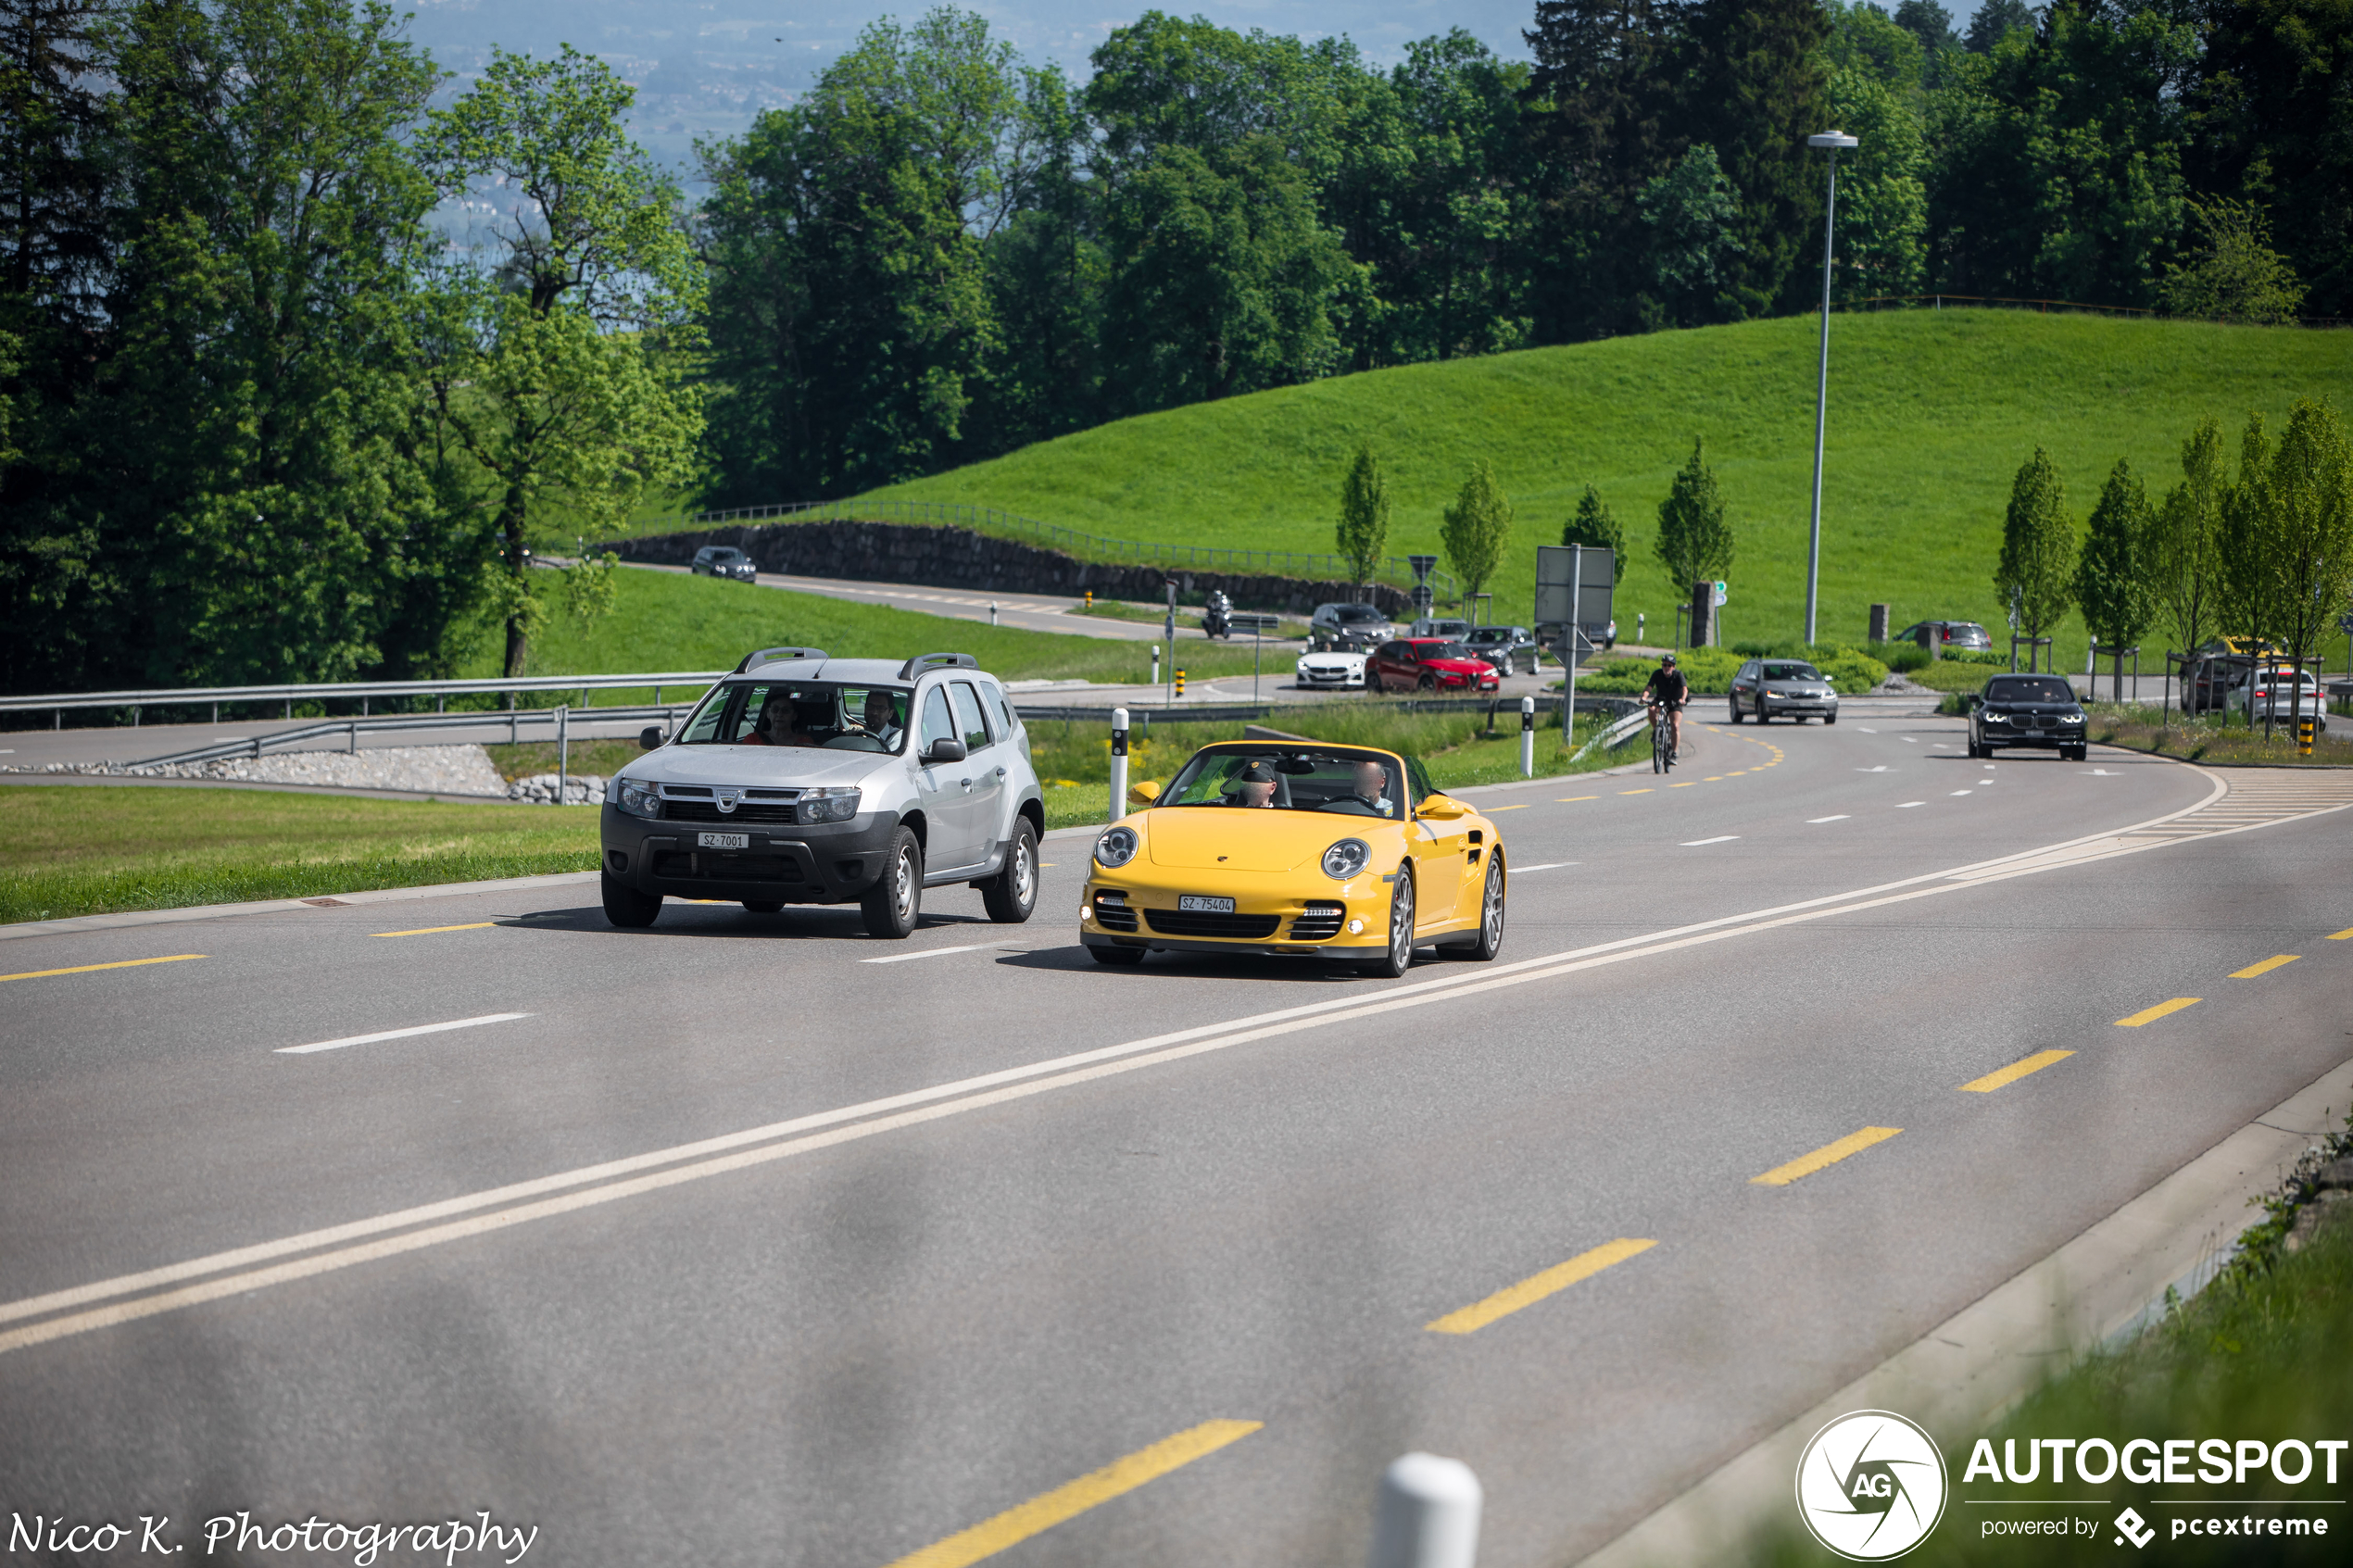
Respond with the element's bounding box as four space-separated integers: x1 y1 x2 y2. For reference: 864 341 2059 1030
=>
1649 702 1675 773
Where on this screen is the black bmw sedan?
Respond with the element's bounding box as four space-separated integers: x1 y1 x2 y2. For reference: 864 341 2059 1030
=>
1967 673 2088 760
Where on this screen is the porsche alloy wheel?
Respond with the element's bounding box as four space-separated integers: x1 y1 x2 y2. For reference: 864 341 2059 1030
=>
1362 867 1416 978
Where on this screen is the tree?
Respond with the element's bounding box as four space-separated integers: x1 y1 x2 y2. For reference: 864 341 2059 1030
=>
2158 197 2306 323
1964 0 2032 55
1335 445 1390 589
1995 447 2076 646
2071 458 2156 694
1892 1 1958 56
1563 483 1625 577
1823 5 1930 299
2146 416 2226 714
2249 399 2353 735
1441 460 1513 604
1636 144 1743 325
422 44 703 677
2217 412 2278 651
1655 438 1734 600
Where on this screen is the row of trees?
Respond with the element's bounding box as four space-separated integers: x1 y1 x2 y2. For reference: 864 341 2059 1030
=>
699 0 2349 505
1 0 698 692
1996 400 2353 707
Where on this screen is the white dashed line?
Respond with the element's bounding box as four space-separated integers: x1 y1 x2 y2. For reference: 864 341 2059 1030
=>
862 944 992 964
276 1013 532 1056
1950 789 1972 796
1894 801 1926 808
1806 816 1850 824
1680 835 1740 847
1511 863 1579 873
1856 766 1888 772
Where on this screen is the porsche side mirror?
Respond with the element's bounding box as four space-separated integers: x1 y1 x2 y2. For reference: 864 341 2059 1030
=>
923 737 967 764
1127 780 1162 807
1418 796 1469 821
638 725 665 750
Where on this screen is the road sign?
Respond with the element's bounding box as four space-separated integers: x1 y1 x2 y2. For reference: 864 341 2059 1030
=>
1713 581 1728 608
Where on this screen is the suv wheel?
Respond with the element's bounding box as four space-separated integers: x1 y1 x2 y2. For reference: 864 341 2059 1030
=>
862 827 923 939
981 817 1039 923
601 871 661 929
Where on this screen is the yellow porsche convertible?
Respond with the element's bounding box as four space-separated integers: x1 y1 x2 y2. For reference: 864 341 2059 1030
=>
1080 740 1507 976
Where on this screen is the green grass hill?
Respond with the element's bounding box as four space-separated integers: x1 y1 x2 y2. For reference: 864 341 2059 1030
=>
858 309 2353 670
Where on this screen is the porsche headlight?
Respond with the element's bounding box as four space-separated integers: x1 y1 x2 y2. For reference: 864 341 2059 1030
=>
1322 837 1372 881
797 786 861 823
613 778 661 818
1096 825 1139 869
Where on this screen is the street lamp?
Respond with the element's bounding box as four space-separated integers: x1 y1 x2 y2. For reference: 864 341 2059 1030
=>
1803 130 1857 647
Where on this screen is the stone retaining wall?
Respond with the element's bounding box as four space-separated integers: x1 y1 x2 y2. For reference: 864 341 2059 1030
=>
603 521 1414 617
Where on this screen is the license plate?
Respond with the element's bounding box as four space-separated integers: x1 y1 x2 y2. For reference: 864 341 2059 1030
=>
1179 895 1235 914
698 832 749 850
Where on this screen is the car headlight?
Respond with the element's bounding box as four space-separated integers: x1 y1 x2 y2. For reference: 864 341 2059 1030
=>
1096 825 1139 869
798 786 861 823
2062 710 2084 723
1982 711 2008 723
613 778 661 818
1322 837 1371 880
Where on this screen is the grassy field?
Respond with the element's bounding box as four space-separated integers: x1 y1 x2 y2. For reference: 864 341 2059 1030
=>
457 567 1290 689
840 310 2353 672
0 786 599 923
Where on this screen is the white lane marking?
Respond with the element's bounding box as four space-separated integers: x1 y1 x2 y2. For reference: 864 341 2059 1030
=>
276 1013 532 1055
2087 769 2120 776
1511 862 1578 873
3 770 2257 1353
1951 789 1972 796
1680 835 1740 846
1902 737 1918 744
1806 816 1850 823
1856 766 1888 772
1856 727 1878 734
1894 801 1926 808
861 944 998 964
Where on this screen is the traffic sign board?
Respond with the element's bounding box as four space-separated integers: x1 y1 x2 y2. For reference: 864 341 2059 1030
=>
1712 581 1728 607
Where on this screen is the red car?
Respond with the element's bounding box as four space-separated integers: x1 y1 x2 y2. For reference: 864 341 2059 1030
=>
1369 638 1501 694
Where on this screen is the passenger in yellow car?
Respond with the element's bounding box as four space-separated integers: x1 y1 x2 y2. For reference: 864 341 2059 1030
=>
1228 760 1280 807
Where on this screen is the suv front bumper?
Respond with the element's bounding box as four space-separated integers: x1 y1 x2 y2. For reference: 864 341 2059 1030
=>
601 804 900 904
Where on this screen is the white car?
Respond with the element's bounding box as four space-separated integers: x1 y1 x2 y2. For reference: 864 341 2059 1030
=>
1296 648 1367 688
2230 668 2328 729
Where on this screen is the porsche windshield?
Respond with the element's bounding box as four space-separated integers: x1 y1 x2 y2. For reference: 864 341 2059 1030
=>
679 682 912 752
1984 676 2074 704
1159 749 1404 817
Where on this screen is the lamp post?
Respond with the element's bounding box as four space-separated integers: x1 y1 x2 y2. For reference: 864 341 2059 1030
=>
1803 130 1858 647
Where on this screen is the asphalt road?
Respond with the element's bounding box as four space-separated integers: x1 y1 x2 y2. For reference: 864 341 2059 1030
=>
3 714 2349 1567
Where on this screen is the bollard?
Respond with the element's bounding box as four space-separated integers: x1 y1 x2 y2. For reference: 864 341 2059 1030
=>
1636 612 1645 645
557 705 570 803
346 721 358 755
1369 1452 1481 1568
1520 696 1535 778
2299 712 2316 758
1108 708 1129 824
989 600 1000 626
1176 668 1187 698
1085 589 1094 609
1151 646 1161 688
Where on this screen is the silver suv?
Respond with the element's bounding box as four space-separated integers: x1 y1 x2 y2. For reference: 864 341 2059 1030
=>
600 649 1044 937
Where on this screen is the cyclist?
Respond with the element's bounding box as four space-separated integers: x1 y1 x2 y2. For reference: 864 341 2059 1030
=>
1643 654 1689 762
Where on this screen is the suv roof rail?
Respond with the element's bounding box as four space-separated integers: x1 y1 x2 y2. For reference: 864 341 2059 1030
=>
736 646 829 672
897 652 979 679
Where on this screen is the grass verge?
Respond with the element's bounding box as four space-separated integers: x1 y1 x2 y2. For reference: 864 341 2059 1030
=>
0 786 598 924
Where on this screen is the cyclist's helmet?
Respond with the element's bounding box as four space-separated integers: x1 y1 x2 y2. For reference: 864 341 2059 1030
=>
1661 654 1677 666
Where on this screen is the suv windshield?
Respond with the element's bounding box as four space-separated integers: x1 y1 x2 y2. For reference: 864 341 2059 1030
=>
1159 748 1405 817
681 682 912 752
1333 606 1383 624
1761 661 1821 681
1984 676 2073 704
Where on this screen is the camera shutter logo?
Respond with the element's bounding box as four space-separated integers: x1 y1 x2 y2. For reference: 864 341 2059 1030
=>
1794 1410 1948 1560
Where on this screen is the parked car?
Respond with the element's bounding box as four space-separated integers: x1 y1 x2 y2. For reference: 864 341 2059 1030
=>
1463 625 1541 674
1081 741 1507 974
2183 651 2255 714
691 545 758 583
1368 638 1502 694
1728 659 1840 724
599 649 1045 937
1892 620 1993 651
1409 617 1471 640
1967 672 2088 759
1310 602 1397 649
2229 666 2329 729
1295 647 1368 689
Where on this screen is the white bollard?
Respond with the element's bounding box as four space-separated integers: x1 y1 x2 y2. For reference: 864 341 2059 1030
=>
1368 1452 1481 1568
1519 696 1535 778
1108 707 1129 825
990 600 1000 626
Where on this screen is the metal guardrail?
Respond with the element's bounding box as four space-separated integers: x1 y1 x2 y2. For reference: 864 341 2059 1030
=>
2 671 725 727
124 703 692 769
675 497 1461 600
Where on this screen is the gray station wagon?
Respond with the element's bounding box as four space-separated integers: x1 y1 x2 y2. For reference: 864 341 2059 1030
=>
599 649 1045 936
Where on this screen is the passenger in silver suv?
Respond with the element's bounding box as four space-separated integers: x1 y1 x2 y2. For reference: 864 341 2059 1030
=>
600 649 1045 937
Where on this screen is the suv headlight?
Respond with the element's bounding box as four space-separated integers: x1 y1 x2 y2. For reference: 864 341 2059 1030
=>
1322 837 1371 880
798 786 862 823
614 778 661 818
1096 825 1139 869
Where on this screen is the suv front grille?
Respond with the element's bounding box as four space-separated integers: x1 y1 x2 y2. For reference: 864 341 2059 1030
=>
664 800 797 823
651 851 803 883
1289 902 1345 941
1143 909 1281 940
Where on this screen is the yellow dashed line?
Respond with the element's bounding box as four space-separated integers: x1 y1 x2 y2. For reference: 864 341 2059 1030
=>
0 954 205 985
1752 1127 1902 1186
1426 1239 1657 1335
373 923 496 938
1620 788 1653 795
2117 997 2200 1027
1488 803 1530 811
1959 1050 2074 1093
2230 954 2298 978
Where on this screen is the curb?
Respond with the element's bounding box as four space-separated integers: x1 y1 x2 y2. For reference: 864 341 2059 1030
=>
1577 1052 2353 1568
